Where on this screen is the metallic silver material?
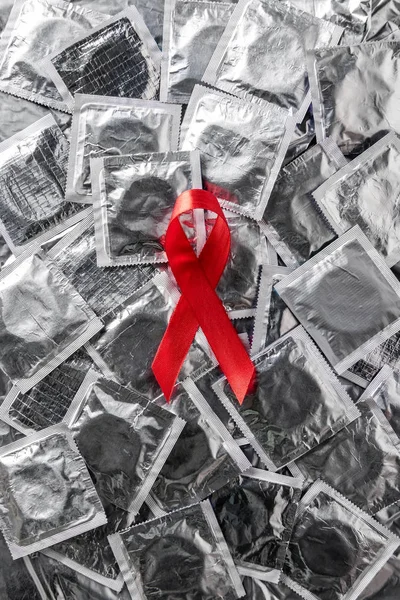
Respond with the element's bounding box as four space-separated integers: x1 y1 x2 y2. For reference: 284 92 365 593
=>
0 424 107 558
213 327 360 470
66 370 185 514
0 0 106 112
91 151 201 266
46 8 161 112
313 132 400 267
261 139 346 267
160 0 235 103
0 534 42 600
309 40 400 155
0 114 85 255
295 397 400 514
66 94 181 203
180 84 293 220
108 502 245 600
363 365 400 438
202 0 341 119
284 482 399 600
276 227 400 373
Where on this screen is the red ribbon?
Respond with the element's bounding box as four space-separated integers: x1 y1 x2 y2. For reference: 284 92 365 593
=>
152 189 255 404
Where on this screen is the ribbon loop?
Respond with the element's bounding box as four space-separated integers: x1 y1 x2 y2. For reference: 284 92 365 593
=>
152 189 255 403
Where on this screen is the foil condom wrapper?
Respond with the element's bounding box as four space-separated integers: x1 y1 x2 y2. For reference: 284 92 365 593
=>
212 325 360 470
205 210 266 314
91 150 203 266
211 468 302 582
45 7 162 113
0 348 94 435
260 138 346 268
241 576 299 600
347 331 400 387
180 84 295 220
0 0 107 112
365 0 400 42
275 226 400 374
47 213 156 318
313 132 400 267
66 94 181 203
364 364 400 438
64 369 185 515
252 265 298 355
160 0 235 104
108 501 245 600
85 271 216 400
283 481 400 600
0 114 88 256
148 378 250 513
0 423 107 559
283 108 316 167
293 392 400 514
44 499 153 592
202 0 342 121
308 40 400 155
0 249 103 393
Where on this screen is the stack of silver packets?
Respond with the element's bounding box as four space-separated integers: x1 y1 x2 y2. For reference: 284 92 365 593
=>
2 0 400 598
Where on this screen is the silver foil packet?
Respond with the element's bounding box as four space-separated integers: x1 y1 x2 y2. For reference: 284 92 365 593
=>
260 138 347 267
211 468 302 581
91 150 202 266
276 226 400 374
252 266 298 355
66 94 181 203
313 132 400 267
0 348 93 435
108 501 245 600
202 0 341 120
45 500 152 593
205 210 265 313
45 8 162 113
0 423 107 558
64 369 185 514
366 0 400 42
28 549 132 600
362 365 400 438
283 481 399 600
283 107 315 166
47 213 155 317
148 380 250 512
0 114 88 255
308 40 400 155
347 332 400 386
68 0 165 48
180 84 294 220
160 0 235 104
0 0 107 112
86 271 214 400
294 395 400 514
242 576 299 600
0 250 103 393
212 326 360 470
290 0 369 42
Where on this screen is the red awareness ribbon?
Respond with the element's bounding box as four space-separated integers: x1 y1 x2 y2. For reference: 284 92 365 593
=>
152 189 255 404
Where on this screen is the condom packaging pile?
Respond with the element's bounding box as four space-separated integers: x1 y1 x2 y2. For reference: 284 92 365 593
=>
3 0 400 599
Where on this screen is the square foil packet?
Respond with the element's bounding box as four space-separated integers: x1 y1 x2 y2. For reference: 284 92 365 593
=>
0 249 103 393
0 0 107 112
260 138 346 268
91 150 202 266
0 114 88 255
202 0 342 120
108 501 245 600
365 365 400 438
64 369 185 514
308 39 400 155
0 423 107 559
212 325 360 470
160 0 235 104
313 132 400 267
283 481 400 600
66 94 181 203
180 84 294 220
211 468 302 582
276 226 400 374
45 7 162 113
